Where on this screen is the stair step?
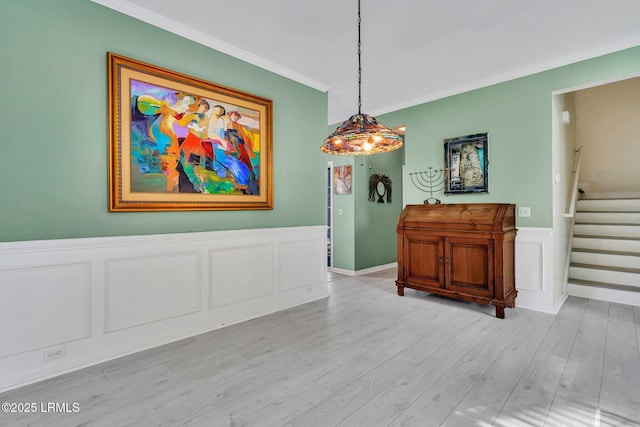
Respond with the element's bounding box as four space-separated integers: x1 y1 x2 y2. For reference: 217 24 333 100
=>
574 234 640 241
576 198 640 212
576 222 640 227
568 195 640 302
567 278 640 293
567 280 640 306
573 235 640 253
571 249 640 270
575 212 640 224
573 248 640 256
569 263 640 287
582 191 640 199
573 223 640 238
571 262 640 274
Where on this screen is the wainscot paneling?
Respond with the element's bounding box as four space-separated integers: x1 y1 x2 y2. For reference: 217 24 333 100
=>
0 263 91 358
278 238 325 291
105 251 202 332
209 243 273 308
515 241 544 293
514 227 557 314
0 226 328 392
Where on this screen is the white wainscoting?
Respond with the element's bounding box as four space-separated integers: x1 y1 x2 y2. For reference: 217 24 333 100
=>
0 226 328 392
514 227 561 314
0 263 92 358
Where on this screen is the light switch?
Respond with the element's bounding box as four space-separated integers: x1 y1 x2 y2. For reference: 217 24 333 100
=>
338 209 344 216
518 207 531 217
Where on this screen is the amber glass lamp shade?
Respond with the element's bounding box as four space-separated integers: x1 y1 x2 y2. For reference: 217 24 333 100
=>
321 113 403 155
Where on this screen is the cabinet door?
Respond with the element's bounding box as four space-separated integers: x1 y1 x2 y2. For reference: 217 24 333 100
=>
445 237 494 297
403 233 444 288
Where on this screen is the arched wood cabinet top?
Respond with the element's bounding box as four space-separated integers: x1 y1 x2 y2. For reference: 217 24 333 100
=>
397 203 516 233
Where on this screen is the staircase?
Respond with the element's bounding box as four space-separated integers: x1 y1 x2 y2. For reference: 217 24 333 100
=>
567 196 640 305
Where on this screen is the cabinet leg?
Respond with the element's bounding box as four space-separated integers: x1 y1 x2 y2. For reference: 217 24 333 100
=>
495 306 505 319
397 286 404 296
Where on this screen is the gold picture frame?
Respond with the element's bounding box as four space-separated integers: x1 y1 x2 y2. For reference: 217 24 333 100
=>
108 53 273 211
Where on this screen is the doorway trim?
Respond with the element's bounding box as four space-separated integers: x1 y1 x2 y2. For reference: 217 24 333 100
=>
327 160 334 270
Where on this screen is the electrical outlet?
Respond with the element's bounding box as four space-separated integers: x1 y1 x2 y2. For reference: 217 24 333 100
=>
518 207 531 217
43 345 66 362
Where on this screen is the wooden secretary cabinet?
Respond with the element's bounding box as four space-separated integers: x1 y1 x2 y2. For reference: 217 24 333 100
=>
396 203 517 318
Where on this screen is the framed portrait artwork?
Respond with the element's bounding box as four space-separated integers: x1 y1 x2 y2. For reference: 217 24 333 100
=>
444 133 488 194
108 53 273 211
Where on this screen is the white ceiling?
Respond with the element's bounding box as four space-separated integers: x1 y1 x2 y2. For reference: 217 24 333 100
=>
94 0 640 124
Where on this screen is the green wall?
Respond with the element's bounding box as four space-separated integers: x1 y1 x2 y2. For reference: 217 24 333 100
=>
381 46 640 228
328 157 355 271
354 149 404 271
0 0 328 242
326 145 404 272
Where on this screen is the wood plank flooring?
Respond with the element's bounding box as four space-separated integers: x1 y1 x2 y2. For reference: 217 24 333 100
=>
1 268 639 426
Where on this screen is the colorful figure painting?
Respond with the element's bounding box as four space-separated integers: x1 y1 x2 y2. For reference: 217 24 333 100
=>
108 53 273 211
130 80 261 195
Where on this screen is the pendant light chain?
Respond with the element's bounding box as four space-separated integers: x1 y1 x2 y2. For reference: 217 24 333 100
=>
319 0 403 155
357 0 362 115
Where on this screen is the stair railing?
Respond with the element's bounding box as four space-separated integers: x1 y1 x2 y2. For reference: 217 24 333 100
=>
564 146 582 218
563 146 582 291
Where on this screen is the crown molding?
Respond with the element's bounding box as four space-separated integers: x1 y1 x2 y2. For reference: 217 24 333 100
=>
368 35 640 121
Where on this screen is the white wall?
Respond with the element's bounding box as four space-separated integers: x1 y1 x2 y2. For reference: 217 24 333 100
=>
575 77 640 194
0 226 328 392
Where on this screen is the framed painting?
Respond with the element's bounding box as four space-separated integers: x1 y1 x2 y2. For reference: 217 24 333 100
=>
333 166 352 195
444 132 488 194
108 53 273 211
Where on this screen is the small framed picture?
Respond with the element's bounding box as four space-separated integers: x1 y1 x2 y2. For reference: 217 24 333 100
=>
333 166 352 195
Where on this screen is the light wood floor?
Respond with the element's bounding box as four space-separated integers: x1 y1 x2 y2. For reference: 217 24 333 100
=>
1 268 639 426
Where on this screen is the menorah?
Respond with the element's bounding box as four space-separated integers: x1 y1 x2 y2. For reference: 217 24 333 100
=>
409 167 446 204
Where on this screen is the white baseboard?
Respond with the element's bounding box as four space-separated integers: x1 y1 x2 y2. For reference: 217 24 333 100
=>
567 283 640 307
552 292 570 315
356 262 398 275
330 262 398 277
329 267 355 276
0 226 328 392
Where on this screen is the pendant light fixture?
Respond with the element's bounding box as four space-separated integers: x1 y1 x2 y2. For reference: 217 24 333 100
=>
321 0 403 155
